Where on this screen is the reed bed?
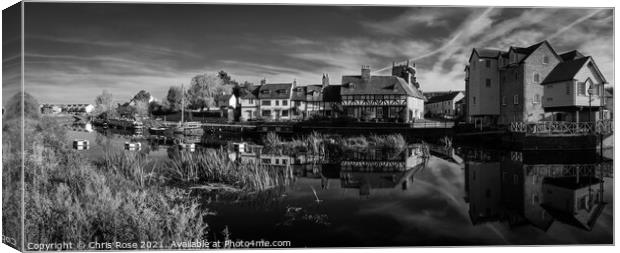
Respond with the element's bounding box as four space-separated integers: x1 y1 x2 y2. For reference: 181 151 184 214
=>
262 131 407 154
166 148 294 192
15 118 209 247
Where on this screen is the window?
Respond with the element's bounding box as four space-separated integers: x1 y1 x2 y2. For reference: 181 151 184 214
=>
515 71 518 80
485 60 491 68
533 72 540 83
283 159 287 165
262 100 271 106
282 100 288 106
261 110 271 117
275 159 280 165
261 159 271 164
542 55 549 64
566 83 571 95
294 101 301 106
261 90 270 94
485 79 491 87
275 100 279 106
249 99 254 104
513 95 519 105
281 110 289 117
592 84 600 95
473 97 476 105
502 96 506 106
513 175 518 184
578 82 586 95
534 94 541 104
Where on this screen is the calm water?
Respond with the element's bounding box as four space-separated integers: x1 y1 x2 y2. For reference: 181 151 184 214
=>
67 124 614 246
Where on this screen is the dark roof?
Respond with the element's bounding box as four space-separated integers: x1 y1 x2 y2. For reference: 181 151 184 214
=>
291 86 307 101
541 57 590 84
238 86 260 99
258 83 292 99
291 84 342 102
426 92 463 104
475 48 503 58
323 85 342 102
215 94 233 107
340 75 425 99
559 50 585 61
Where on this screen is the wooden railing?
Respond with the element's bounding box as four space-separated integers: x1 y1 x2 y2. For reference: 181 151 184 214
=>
509 120 612 135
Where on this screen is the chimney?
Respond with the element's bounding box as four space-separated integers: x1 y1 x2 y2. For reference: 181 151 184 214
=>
361 65 371 82
322 73 330 87
292 79 297 88
260 78 266 85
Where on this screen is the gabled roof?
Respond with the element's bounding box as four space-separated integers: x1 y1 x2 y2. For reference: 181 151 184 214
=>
510 40 561 64
468 48 504 63
258 83 292 99
541 57 590 84
215 94 234 107
341 75 425 99
291 86 308 101
238 85 260 99
426 91 463 104
559 50 585 61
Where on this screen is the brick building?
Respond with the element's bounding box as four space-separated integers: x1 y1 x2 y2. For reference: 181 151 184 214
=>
465 41 608 127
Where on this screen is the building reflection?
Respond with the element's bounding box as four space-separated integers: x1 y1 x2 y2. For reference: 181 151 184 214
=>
227 143 429 196
462 148 610 231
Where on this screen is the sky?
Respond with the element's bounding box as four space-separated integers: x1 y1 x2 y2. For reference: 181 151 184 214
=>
2 3 614 104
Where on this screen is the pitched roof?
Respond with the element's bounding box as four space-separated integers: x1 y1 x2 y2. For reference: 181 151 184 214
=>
426 91 463 104
322 85 342 102
340 75 425 99
238 85 260 99
215 94 233 107
258 83 292 99
559 50 585 61
468 48 504 63
541 57 590 84
475 48 503 58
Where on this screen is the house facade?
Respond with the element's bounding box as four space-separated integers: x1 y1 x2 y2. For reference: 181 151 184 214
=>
237 86 260 121
424 91 464 119
465 41 608 126
258 82 293 121
340 63 425 123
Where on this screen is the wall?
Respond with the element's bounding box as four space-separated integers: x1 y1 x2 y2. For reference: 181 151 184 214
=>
467 54 500 118
543 81 575 108
238 98 259 121
522 44 559 122
407 96 424 119
499 65 524 124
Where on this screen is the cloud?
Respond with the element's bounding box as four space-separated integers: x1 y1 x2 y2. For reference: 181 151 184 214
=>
362 8 456 35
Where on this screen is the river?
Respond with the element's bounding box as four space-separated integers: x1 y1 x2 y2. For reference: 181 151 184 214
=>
66 123 614 246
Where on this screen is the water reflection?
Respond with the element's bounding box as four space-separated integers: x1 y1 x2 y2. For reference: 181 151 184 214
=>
463 148 611 232
64 123 613 245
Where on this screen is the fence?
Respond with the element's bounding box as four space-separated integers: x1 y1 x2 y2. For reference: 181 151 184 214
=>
509 120 612 136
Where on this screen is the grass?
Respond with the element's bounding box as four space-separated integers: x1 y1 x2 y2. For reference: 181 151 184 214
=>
6 114 210 248
262 131 407 155
165 148 293 192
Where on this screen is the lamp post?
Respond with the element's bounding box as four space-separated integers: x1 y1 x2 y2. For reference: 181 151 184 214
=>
588 87 593 132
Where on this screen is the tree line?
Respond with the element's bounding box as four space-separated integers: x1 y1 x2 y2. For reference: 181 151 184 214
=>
93 70 252 119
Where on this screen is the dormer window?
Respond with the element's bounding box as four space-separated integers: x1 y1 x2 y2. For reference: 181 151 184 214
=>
261 90 270 94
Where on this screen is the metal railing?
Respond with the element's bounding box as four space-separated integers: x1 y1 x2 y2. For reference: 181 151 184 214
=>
509 120 612 135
